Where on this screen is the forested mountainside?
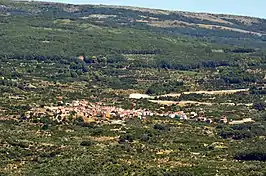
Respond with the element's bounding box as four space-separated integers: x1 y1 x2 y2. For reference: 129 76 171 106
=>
1 1 266 175
1 0 266 69
2 0 266 40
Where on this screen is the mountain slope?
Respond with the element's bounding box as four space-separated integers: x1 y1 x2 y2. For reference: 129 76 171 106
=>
1 0 266 67
1 2 266 175
1 0 266 46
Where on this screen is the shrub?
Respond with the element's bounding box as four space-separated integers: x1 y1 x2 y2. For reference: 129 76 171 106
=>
253 102 266 111
140 133 150 142
80 140 93 147
118 134 134 143
91 128 104 136
41 124 49 131
234 150 266 161
218 124 266 139
153 124 170 131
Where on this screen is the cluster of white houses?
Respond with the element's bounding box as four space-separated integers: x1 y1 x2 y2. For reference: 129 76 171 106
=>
25 100 189 123
25 100 252 125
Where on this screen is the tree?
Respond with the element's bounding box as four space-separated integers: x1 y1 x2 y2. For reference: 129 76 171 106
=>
253 102 266 111
145 88 153 95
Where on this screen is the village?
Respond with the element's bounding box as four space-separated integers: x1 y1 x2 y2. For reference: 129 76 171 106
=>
25 99 188 124
24 99 254 125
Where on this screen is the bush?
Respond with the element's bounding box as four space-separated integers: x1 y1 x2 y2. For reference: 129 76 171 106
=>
153 124 170 131
253 102 266 111
234 150 266 161
80 140 93 147
91 128 104 136
140 133 150 142
218 124 266 139
41 124 49 131
118 134 134 143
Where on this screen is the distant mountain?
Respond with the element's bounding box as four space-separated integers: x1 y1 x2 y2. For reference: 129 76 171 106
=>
1 0 266 43
1 0 266 69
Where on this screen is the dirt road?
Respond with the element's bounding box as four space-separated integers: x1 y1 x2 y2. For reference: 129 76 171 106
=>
130 89 249 99
160 89 249 97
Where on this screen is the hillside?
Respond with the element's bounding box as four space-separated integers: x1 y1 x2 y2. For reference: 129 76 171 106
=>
1 1 266 176
1 0 266 68
1 0 266 47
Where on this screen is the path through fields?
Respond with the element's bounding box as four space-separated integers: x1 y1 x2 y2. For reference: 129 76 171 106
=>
130 88 251 106
160 89 249 97
129 89 249 99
